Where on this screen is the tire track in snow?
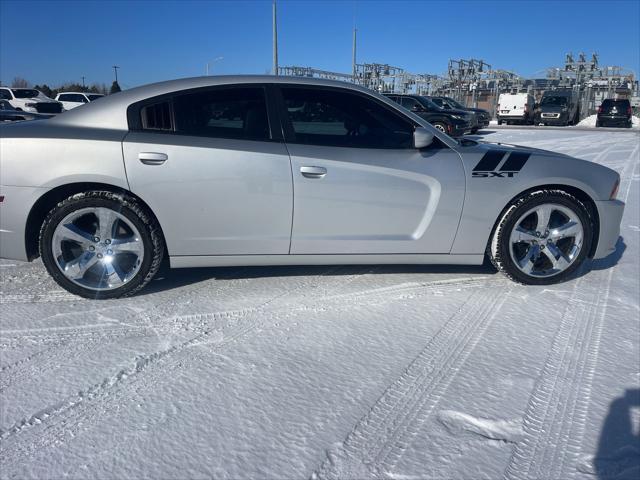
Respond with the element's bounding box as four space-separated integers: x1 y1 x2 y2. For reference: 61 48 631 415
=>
312 285 513 480
503 144 638 480
0 274 495 469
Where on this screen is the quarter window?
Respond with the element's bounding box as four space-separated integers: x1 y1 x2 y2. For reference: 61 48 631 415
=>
281 88 414 149
141 101 173 131
173 87 270 141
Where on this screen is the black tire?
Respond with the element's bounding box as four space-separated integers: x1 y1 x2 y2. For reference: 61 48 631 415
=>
497 120 503 125
488 190 594 285
39 191 165 299
596 120 601 128
470 127 479 134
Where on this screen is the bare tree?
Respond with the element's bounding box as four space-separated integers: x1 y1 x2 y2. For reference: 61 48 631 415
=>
11 77 29 88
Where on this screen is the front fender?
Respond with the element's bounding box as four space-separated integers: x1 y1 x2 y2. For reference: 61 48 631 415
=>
451 148 619 255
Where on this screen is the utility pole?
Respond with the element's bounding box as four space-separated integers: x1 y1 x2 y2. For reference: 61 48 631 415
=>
81 76 85 88
352 27 357 80
272 0 278 75
112 65 119 83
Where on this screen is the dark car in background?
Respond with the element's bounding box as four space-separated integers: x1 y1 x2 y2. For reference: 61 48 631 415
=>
428 96 490 133
0 100 54 122
384 94 473 137
597 99 632 128
535 89 580 126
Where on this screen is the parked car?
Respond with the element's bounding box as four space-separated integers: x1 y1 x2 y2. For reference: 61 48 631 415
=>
56 92 105 110
384 93 473 136
536 89 580 126
497 93 535 125
596 98 632 128
0 99 54 122
0 76 624 298
428 96 490 133
0 87 64 114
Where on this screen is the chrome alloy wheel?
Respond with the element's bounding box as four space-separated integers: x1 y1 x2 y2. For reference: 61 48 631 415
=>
51 207 144 291
434 123 447 133
508 203 584 278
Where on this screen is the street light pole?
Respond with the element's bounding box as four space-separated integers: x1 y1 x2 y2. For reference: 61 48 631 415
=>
81 76 85 88
112 65 120 83
273 0 278 75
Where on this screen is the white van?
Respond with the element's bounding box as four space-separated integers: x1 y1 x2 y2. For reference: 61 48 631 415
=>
497 93 535 125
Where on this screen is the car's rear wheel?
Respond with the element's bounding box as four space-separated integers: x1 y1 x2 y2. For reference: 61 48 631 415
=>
489 190 593 285
39 191 164 299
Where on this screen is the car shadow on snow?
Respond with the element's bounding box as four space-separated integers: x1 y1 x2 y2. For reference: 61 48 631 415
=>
137 236 625 296
139 262 497 296
587 236 627 272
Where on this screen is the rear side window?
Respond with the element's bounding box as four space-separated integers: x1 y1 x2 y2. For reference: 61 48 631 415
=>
0 89 12 100
173 87 270 141
59 94 86 103
141 101 173 131
281 87 414 149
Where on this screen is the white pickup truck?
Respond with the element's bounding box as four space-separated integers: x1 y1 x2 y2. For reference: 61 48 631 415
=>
0 87 64 114
55 92 104 110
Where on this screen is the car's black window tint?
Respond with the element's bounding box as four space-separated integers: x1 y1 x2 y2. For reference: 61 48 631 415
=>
282 88 414 149
431 98 443 107
141 101 173 131
173 87 270 141
601 99 630 112
62 94 85 102
400 97 420 110
0 89 11 100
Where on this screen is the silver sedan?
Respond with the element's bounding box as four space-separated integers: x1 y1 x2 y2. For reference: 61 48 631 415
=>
0 76 624 298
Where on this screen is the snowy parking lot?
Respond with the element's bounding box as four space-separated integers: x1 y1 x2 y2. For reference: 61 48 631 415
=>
1 128 638 479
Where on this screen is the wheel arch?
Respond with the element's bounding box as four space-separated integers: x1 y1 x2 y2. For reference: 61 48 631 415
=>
25 182 167 261
487 184 600 259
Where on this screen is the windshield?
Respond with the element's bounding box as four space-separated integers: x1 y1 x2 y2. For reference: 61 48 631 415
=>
87 94 103 101
12 89 40 99
540 96 568 106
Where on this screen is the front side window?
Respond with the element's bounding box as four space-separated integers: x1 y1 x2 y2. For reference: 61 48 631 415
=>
400 97 421 111
282 87 414 149
173 87 270 141
87 94 103 101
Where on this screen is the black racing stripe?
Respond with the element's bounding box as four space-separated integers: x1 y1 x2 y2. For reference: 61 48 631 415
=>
473 150 508 171
500 152 530 172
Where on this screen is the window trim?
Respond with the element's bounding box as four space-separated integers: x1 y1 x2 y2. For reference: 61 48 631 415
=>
274 84 419 150
126 83 283 142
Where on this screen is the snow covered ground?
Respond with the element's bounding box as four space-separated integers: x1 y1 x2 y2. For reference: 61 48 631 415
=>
1 128 638 480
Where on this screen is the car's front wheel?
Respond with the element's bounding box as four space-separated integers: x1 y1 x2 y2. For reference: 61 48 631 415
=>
489 190 593 285
432 122 448 134
39 191 164 299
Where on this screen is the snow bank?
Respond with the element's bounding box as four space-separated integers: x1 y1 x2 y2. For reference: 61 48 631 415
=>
578 114 640 128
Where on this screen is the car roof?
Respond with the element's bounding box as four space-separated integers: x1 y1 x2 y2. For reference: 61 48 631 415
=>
50 75 401 130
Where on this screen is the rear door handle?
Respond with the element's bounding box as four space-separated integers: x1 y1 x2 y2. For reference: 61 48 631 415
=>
138 152 168 165
300 166 327 179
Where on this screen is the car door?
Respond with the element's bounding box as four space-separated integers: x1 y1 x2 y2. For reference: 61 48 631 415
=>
122 84 293 256
277 85 465 254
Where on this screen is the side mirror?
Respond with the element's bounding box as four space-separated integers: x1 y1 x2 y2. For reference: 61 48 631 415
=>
414 127 435 149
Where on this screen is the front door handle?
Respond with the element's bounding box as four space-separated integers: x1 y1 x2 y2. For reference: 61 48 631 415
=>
300 166 327 179
139 152 168 165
